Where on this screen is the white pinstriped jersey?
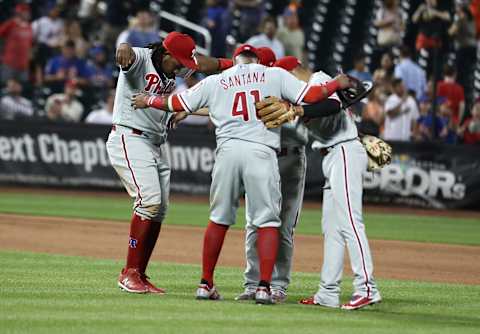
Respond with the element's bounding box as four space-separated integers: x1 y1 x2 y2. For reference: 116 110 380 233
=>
178 63 308 150
112 47 176 137
306 71 358 148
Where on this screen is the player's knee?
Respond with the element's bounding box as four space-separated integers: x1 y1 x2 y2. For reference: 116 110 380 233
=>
153 202 168 222
136 203 162 220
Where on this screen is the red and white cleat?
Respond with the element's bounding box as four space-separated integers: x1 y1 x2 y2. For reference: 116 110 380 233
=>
118 268 148 293
196 284 222 300
255 286 273 305
341 295 382 310
141 274 166 294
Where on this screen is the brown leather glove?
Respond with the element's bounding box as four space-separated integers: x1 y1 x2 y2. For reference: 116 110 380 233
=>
255 96 300 129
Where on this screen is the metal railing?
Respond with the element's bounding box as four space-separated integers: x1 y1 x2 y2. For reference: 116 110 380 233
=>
157 11 212 56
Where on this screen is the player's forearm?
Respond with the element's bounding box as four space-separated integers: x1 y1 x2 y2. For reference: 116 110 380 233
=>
196 55 233 74
302 81 341 104
192 108 209 116
144 95 185 112
300 99 341 119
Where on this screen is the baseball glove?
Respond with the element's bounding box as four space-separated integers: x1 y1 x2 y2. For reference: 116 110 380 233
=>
338 76 373 109
361 135 392 171
255 96 297 129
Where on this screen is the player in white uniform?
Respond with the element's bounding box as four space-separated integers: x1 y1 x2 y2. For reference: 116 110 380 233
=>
298 71 382 310
237 55 309 303
106 31 234 294
132 44 354 303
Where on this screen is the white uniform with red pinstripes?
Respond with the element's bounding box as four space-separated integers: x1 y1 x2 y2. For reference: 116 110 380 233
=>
106 47 174 222
308 72 381 307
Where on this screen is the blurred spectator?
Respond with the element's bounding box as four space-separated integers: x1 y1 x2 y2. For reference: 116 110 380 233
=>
373 52 395 93
61 20 89 58
360 86 385 137
44 40 91 90
86 46 114 99
415 97 456 143
102 0 131 50
469 0 480 39
347 54 372 82
373 0 403 69
383 78 419 141
233 0 264 42
412 0 450 51
202 0 228 57
277 6 304 62
32 3 64 84
85 90 114 125
45 80 84 122
458 100 480 144
124 9 159 47
448 5 477 90
436 64 465 126
0 4 33 85
0 78 33 120
394 46 427 99
116 17 138 47
246 16 285 58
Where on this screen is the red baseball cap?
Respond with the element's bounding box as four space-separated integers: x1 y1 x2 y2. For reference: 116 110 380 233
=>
257 47 276 67
232 44 260 60
274 56 301 71
163 32 198 70
15 3 31 13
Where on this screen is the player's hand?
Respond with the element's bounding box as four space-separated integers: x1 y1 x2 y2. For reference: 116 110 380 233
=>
334 74 355 90
116 43 135 68
131 93 149 109
167 111 189 129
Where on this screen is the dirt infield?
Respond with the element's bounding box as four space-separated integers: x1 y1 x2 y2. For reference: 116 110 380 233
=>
1 213 479 285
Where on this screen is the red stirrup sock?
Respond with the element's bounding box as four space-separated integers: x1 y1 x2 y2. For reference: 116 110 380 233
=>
257 227 280 285
140 222 162 274
201 220 229 287
125 213 152 270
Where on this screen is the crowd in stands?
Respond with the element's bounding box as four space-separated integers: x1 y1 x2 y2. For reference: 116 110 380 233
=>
0 0 479 145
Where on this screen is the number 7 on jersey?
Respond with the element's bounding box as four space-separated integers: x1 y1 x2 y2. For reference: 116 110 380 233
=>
231 90 261 121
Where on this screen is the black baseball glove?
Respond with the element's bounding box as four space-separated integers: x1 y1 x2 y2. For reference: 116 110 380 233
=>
337 76 373 109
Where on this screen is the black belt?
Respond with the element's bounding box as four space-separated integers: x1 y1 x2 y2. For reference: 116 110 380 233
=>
112 124 143 135
319 138 359 156
277 146 302 157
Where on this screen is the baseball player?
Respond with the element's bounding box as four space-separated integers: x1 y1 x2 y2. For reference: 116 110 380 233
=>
297 73 382 310
235 54 307 303
131 44 354 303
106 31 234 294
237 56 349 303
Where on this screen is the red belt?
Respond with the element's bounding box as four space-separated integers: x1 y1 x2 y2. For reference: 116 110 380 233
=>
112 125 143 135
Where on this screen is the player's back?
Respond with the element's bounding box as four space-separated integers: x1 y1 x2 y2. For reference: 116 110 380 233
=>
202 63 306 150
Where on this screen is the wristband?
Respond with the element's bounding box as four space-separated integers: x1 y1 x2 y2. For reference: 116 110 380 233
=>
218 58 233 71
324 80 340 97
147 95 167 110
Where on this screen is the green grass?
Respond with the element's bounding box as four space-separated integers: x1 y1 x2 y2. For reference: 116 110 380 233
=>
1 251 479 334
0 192 479 245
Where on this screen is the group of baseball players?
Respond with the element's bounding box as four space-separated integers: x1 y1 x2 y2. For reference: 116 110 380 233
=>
106 30 382 310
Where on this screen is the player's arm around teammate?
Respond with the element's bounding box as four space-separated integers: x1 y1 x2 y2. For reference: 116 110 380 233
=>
130 45 354 304
239 56 345 303
107 32 235 295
